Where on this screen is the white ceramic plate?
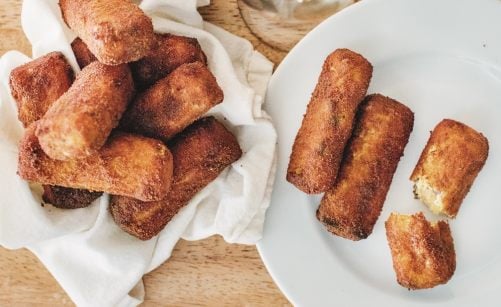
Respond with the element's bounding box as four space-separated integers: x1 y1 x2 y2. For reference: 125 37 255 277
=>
257 0 501 305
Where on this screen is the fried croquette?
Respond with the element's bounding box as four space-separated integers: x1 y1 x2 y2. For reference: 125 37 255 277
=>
19 124 173 202
317 94 414 240
9 52 106 207
287 48 373 194
385 212 456 289
36 61 134 160
120 62 223 142
59 0 155 65
70 37 97 69
42 185 102 209
410 119 489 218
9 52 74 127
110 117 242 240
130 33 207 89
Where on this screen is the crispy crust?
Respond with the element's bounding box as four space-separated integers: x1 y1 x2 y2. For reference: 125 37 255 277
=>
110 117 242 240
385 212 456 289
36 61 134 160
19 124 173 202
130 33 207 89
287 48 372 194
9 52 74 127
410 119 489 218
42 185 102 209
71 37 97 69
59 0 154 65
316 94 414 240
9 52 101 201
120 62 223 142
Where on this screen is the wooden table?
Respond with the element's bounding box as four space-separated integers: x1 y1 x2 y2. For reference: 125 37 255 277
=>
0 1 291 305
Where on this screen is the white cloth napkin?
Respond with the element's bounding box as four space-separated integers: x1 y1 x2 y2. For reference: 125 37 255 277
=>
0 1 277 306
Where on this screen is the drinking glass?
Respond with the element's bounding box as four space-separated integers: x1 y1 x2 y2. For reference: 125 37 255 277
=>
238 0 356 51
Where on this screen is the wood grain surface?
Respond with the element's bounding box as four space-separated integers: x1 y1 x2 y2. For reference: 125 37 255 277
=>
0 0 291 306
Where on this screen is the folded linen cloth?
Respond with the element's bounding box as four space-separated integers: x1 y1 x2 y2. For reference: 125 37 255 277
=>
0 0 276 306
